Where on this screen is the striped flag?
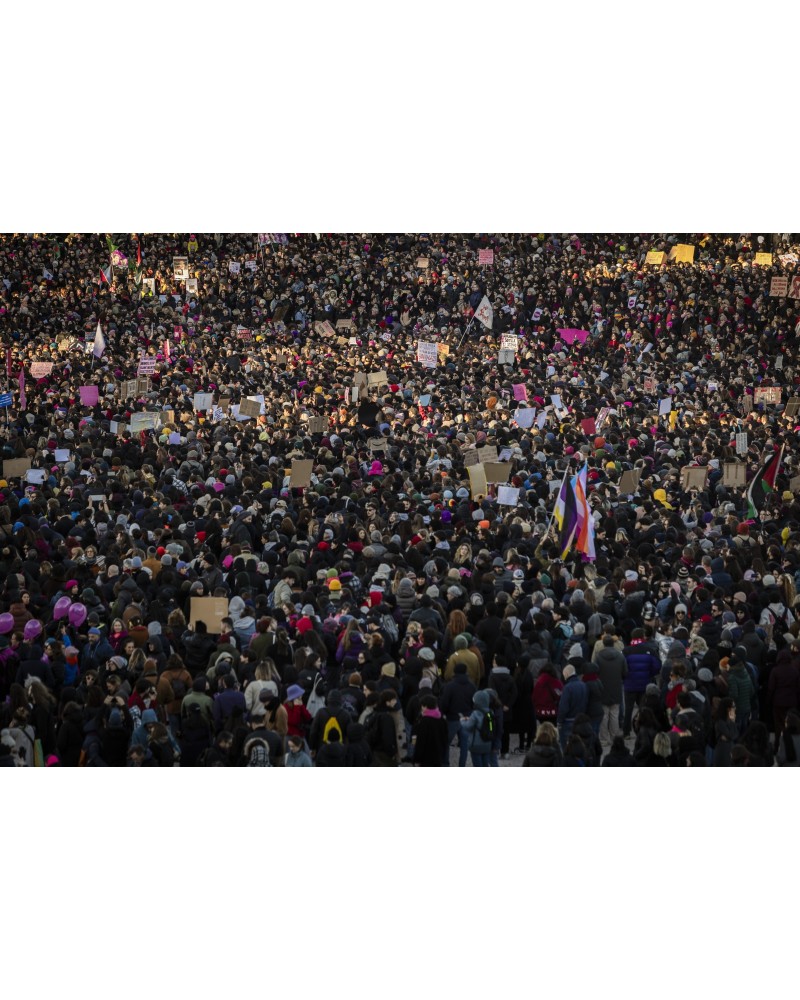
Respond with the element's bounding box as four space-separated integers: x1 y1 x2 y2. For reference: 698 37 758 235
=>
556 475 579 559
747 448 782 517
99 265 111 285
574 462 596 560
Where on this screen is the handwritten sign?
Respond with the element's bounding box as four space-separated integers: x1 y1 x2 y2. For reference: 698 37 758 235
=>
500 334 519 352
735 432 748 455
645 251 665 266
789 276 800 300
367 370 388 388
129 412 158 432
754 252 773 267
671 244 695 264
477 445 499 465
228 261 241 274
193 392 214 411
770 277 788 297
137 357 157 376
289 460 314 488
497 486 520 507
723 463 747 487
467 464 488 499
478 249 494 266
416 257 429 269
681 466 708 491
417 342 438 368
754 387 781 405
30 362 54 378
498 350 515 366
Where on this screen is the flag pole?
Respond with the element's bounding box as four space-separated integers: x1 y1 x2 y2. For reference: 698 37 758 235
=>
536 462 572 556
457 317 475 352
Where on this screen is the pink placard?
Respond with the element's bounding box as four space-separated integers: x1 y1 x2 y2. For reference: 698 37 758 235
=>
79 385 99 406
557 328 590 346
512 383 528 401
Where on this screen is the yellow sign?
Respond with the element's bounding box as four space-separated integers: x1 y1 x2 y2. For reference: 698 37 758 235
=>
645 251 665 266
755 252 773 266
673 244 695 264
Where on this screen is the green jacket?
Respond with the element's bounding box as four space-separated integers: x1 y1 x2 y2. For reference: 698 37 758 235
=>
726 664 755 714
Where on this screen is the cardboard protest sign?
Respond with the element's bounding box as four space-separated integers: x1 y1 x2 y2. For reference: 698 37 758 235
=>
500 334 519 352
417 342 438 368
672 244 695 263
416 257 429 269
464 450 481 467
336 319 353 330
306 415 327 434
681 466 709 491
353 372 368 390
477 445 499 465
743 394 753 414
228 261 241 274
484 462 512 483
129 412 158 432
736 432 748 455
467 464 488 498
723 463 747 487
79 385 99 406
3 458 32 478
30 362 53 378
478 249 494 266
755 252 773 266
658 397 672 416
136 378 152 396
289 460 314 488
238 398 261 419
137 357 157 375
190 597 229 635
193 392 214 411
754 386 781 405
791 475 800 494
497 486 520 507
784 397 800 417
245 259 257 271
498 349 515 366
645 251 665 266
186 278 198 295
618 469 641 494
789 275 800 299
368 438 388 452
173 256 188 280
367 371 388 388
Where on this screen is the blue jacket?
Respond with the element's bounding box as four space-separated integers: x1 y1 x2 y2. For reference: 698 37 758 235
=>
558 674 588 724
460 690 493 753
623 643 662 693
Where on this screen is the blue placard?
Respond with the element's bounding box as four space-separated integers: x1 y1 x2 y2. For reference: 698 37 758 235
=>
0 393 12 408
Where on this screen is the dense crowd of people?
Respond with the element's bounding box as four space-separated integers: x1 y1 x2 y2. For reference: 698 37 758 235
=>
2 231 800 767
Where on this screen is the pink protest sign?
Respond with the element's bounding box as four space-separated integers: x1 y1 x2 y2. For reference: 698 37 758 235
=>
581 417 596 435
557 328 590 346
79 385 99 406
478 249 494 266
512 383 528 402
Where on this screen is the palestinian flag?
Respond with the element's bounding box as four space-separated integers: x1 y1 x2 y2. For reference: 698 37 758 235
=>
747 449 782 517
99 265 111 285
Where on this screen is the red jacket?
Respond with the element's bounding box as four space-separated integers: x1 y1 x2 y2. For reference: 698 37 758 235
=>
532 673 563 717
285 701 313 737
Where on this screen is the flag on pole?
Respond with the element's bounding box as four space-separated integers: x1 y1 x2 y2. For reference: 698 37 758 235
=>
137 240 142 269
99 265 111 285
93 321 106 359
42 267 54 281
747 448 782 517
556 476 579 559
474 295 493 329
18 369 26 410
574 462 596 560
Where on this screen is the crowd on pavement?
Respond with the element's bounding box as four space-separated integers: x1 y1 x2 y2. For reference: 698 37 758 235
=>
2 231 800 767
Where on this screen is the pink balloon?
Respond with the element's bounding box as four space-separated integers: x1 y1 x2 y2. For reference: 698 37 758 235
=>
53 597 72 621
23 619 42 642
0 613 13 634
67 603 87 628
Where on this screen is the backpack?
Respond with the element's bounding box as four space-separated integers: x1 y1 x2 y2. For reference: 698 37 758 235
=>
479 709 495 743
322 714 344 744
767 607 789 649
306 675 327 717
168 673 188 700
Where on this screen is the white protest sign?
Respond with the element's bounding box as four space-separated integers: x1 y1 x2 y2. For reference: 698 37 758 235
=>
54 449 70 462
497 485 520 507
500 334 519 352
229 261 241 274
498 350 516 366
137 357 157 376
417 342 438 368
514 408 536 429
658 397 672 416
30 362 54 378
193 392 214 411
736 432 748 456
25 469 46 484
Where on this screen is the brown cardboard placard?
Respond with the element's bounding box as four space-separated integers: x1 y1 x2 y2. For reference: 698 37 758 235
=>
754 386 781 405
464 449 481 467
336 319 353 330
783 396 800 417
790 475 800 493
3 458 32 478
770 276 788 297
238 398 262 418
468 464 488 498
367 370 388 388
136 377 152 395
618 468 641 494
368 437 389 452
190 597 229 635
723 463 747 487
306 415 327 434
289 459 313 487
672 243 695 263
483 461 512 483
681 466 709 491
219 397 231 412
645 250 665 266
416 257 429 269
477 445 499 464
742 394 753 414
